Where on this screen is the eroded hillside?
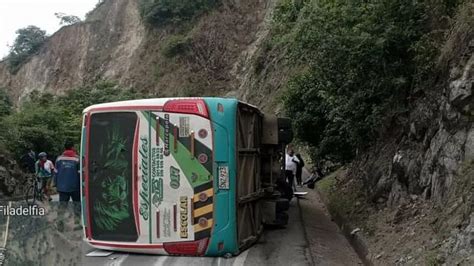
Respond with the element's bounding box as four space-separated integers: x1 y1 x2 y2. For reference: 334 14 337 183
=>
0 0 275 106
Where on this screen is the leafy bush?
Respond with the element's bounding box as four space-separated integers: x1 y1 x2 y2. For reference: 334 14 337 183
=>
0 88 12 117
161 34 191 58
272 0 306 38
0 81 147 159
6 26 47 73
139 0 218 26
280 0 460 162
54 13 82 26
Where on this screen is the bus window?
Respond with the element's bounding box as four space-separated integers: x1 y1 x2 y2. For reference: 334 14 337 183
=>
87 112 139 242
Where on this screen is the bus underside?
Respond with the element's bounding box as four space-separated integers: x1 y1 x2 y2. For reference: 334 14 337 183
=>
236 103 292 250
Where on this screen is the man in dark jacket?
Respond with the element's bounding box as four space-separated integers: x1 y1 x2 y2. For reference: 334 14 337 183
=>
20 148 36 173
54 141 80 203
295 153 305 186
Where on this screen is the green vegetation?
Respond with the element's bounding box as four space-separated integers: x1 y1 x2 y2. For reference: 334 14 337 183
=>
54 13 82 26
161 34 191 58
6 26 47 73
0 81 147 159
317 168 358 217
278 0 464 163
139 0 219 26
425 250 443 266
317 167 374 235
0 88 12 117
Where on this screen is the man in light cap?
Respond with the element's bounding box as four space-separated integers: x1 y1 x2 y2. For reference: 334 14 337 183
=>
35 152 55 201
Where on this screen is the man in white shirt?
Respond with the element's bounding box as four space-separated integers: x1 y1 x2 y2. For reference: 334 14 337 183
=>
35 152 55 201
285 149 299 189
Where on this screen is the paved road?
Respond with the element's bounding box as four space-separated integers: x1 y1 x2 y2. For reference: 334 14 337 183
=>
81 199 311 266
1 169 361 265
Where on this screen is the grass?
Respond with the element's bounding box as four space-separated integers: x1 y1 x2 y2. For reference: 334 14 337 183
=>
316 168 356 216
160 34 192 58
316 170 338 196
424 250 442 266
317 167 374 235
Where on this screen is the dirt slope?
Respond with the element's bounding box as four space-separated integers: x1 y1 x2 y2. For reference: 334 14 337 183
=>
0 0 274 105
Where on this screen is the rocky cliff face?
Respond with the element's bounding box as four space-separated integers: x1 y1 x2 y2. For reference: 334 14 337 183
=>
338 9 474 263
355 52 473 209
0 0 273 104
0 153 26 198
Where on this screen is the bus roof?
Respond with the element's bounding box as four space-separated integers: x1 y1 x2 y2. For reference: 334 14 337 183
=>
83 97 259 113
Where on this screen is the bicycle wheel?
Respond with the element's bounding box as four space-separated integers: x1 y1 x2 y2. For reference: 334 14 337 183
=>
25 185 36 205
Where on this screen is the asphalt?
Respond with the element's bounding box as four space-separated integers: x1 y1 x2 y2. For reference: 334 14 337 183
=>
298 168 362 266
81 199 312 266
1 169 361 265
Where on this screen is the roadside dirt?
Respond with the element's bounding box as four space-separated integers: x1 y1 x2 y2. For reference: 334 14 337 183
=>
298 188 362 265
315 165 474 266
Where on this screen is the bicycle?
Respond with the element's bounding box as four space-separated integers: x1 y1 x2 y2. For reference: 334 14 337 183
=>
24 175 45 205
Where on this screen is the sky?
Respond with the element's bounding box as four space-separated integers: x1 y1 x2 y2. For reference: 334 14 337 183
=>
0 0 99 58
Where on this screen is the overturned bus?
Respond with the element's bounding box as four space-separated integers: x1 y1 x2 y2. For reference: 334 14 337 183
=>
80 97 293 257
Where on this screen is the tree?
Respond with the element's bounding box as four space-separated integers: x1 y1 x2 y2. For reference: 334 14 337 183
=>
0 88 12 117
281 0 428 162
6 25 47 73
0 81 148 158
55 12 82 25
139 0 218 26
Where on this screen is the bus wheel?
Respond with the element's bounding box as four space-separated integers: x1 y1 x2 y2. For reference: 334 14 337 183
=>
275 211 289 226
224 253 233 259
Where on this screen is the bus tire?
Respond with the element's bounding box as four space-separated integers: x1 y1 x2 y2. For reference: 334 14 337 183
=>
276 199 290 212
275 211 289 226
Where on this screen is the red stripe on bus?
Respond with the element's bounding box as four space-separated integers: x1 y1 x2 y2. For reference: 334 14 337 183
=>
133 120 140 235
207 106 216 239
89 241 164 249
85 113 92 239
88 105 164 112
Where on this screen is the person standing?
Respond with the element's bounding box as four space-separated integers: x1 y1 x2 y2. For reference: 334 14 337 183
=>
295 153 305 186
35 152 55 201
54 141 80 204
20 148 36 174
285 149 299 189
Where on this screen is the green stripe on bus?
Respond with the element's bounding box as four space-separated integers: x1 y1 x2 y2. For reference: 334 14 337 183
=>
157 118 213 174
143 112 212 188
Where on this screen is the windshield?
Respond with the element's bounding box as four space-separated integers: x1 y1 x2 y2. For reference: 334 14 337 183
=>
87 112 138 242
